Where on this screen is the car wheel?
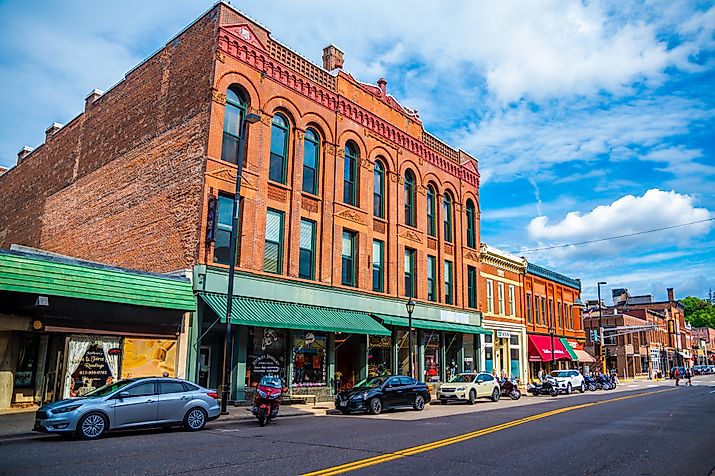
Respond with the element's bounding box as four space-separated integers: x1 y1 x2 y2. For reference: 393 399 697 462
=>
368 397 382 415
579 382 585 393
491 387 500 402
413 394 425 411
468 389 477 405
440 399 448 405
184 407 208 431
77 412 107 440
566 383 572 395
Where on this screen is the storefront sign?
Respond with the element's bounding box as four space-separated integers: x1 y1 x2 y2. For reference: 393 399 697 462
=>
69 345 112 397
496 331 511 339
64 336 121 399
252 354 281 374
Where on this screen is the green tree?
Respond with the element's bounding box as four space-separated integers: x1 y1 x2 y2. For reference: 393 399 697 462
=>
682 296 715 329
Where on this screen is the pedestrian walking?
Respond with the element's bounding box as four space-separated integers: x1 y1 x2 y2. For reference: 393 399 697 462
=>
674 367 680 386
685 369 692 386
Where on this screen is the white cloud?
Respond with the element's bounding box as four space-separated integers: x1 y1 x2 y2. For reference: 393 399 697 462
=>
526 189 713 258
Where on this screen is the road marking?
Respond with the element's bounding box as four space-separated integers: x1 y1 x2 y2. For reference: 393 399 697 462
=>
303 389 674 476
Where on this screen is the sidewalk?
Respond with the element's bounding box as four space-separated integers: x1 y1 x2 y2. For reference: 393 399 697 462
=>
0 402 328 441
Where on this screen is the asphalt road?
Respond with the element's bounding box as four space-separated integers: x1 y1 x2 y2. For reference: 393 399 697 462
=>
1 378 713 476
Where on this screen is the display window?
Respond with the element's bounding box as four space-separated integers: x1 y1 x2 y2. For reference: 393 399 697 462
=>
368 335 392 377
510 334 521 380
121 338 177 378
64 335 121 399
444 333 460 381
397 330 411 376
292 331 326 387
462 333 475 372
423 331 440 382
14 334 40 388
247 328 287 387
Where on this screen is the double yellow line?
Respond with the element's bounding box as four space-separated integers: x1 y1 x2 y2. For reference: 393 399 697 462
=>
303 389 673 475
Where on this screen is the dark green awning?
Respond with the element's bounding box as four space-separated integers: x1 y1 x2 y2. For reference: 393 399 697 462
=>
199 293 391 336
373 313 490 335
560 338 579 360
0 250 195 311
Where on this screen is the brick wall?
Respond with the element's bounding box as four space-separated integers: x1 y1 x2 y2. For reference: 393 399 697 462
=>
0 8 220 272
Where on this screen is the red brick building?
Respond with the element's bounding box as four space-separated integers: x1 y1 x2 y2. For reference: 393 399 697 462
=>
0 3 486 401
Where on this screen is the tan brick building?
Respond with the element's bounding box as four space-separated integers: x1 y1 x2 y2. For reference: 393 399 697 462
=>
0 3 486 401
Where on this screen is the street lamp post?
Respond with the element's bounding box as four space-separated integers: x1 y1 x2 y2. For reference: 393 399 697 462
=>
549 324 555 373
597 281 607 374
406 297 415 378
220 109 262 415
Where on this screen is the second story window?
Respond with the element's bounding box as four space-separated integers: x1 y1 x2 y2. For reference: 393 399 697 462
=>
443 193 453 243
540 297 546 326
467 266 477 308
221 86 247 164
509 285 516 316
373 160 385 218
342 230 357 286
404 248 416 298
343 142 358 206
264 209 284 274
404 169 416 227
299 219 316 280
427 255 437 302
466 199 476 248
302 128 320 195
486 279 494 313
214 195 236 265
444 260 453 305
269 114 289 184
426 185 436 237
558 301 563 329
498 282 505 314
526 292 533 323
372 240 384 292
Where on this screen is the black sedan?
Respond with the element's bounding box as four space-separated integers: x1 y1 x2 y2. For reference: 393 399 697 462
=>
334 375 431 415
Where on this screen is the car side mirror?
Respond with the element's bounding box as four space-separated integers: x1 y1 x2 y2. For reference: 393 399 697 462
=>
118 391 130 399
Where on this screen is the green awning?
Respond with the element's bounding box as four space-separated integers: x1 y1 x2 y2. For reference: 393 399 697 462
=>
0 250 195 311
560 338 579 360
373 313 490 335
199 293 391 336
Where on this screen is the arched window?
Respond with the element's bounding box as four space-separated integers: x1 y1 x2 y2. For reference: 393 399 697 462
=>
404 169 416 227
466 199 476 248
426 184 437 237
373 160 385 218
343 142 358 206
302 128 320 194
443 192 453 243
221 86 248 164
269 113 289 184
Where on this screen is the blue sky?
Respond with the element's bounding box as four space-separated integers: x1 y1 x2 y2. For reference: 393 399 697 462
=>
1 1 713 302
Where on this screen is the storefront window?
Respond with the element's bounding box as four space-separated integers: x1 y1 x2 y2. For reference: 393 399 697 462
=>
463 334 475 372
510 333 521 380
484 333 494 374
292 331 326 387
64 335 121 399
14 334 39 388
444 333 460 381
397 330 411 376
368 335 392 377
247 328 287 387
424 331 440 382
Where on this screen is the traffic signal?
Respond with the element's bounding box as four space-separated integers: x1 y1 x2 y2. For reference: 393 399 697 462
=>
606 348 611 358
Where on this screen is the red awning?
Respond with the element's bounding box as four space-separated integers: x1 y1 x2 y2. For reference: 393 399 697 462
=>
528 334 572 362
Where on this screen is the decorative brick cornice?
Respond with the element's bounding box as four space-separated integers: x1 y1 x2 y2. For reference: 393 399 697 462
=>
218 25 479 188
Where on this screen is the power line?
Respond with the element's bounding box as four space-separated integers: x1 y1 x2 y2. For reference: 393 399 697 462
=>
519 217 715 253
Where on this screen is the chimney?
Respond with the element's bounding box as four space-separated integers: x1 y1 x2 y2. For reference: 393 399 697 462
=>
322 44 344 72
84 89 104 111
45 123 63 142
17 146 34 164
667 288 674 302
377 78 387 95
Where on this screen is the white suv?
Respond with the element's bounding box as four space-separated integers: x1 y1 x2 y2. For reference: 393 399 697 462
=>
550 370 585 394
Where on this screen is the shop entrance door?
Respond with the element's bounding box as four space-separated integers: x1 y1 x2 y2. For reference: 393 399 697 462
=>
198 346 211 389
335 334 361 391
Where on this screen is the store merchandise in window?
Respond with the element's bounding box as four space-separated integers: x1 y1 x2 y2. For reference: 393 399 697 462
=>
368 335 392 377
247 328 287 387
423 332 440 382
444 333 460 381
292 331 326 387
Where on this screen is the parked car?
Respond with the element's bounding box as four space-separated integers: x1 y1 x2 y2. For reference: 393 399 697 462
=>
334 375 430 415
550 370 585 394
33 378 220 440
437 372 501 404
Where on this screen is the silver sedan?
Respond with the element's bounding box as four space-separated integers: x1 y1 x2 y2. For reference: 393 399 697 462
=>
33 378 221 439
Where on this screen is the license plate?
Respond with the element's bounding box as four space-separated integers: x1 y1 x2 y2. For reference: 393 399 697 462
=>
339 400 347 407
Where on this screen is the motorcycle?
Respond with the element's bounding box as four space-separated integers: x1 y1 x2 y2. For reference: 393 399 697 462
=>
596 374 613 390
500 378 521 400
583 375 597 391
251 375 284 427
527 376 559 397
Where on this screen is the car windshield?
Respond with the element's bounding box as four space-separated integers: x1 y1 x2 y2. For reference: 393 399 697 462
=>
258 376 283 388
449 374 475 383
551 371 571 378
83 379 139 397
354 377 387 388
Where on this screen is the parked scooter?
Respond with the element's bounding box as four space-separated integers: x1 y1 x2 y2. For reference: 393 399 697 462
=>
527 375 559 397
500 378 522 400
251 375 284 426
